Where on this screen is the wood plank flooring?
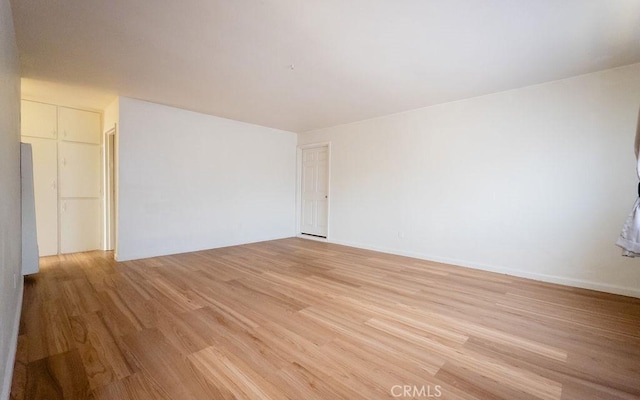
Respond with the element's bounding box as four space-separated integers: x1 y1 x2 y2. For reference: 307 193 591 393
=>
9 238 640 399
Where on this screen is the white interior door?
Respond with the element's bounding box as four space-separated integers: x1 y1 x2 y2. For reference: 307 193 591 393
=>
60 199 101 254
58 142 101 198
59 141 101 253
300 146 329 237
20 137 58 256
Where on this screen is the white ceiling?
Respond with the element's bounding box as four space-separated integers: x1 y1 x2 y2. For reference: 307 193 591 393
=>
10 0 640 133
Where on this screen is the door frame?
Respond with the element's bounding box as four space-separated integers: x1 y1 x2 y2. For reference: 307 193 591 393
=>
103 124 117 253
296 142 331 241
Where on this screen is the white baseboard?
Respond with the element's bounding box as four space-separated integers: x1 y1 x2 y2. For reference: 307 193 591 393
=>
328 238 640 299
1 281 23 400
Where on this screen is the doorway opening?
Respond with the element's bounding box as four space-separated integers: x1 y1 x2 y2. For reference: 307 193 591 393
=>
104 126 117 251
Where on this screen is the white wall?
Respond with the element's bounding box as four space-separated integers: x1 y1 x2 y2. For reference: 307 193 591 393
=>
0 0 22 397
103 96 119 132
299 64 640 297
116 97 297 261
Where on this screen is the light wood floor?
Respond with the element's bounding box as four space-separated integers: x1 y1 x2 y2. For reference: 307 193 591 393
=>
10 238 640 400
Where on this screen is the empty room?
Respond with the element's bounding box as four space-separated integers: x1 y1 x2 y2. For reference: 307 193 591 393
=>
2 1 640 399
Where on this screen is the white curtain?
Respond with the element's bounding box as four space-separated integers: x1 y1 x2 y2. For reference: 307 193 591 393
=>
616 109 640 257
